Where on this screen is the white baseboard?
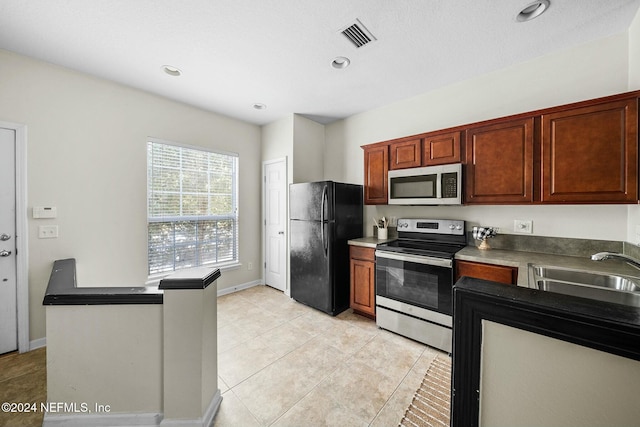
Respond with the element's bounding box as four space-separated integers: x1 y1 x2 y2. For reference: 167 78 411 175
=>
30 337 46 350
217 280 262 297
43 411 163 427
42 389 221 427
159 389 222 427
203 390 222 427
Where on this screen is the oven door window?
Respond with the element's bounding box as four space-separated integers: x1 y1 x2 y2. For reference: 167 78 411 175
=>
376 256 452 315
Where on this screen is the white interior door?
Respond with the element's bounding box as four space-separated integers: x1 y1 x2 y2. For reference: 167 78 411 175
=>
0 127 17 354
263 159 287 292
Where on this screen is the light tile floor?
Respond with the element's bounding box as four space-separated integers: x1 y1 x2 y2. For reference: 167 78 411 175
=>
213 285 447 427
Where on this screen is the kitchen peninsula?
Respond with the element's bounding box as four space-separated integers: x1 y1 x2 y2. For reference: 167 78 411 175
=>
42 259 221 427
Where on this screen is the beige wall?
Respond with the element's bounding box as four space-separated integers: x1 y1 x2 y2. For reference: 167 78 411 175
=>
261 113 325 183
261 114 294 181
260 114 324 294
324 33 634 241
46 304 164 413
480 321 640 426
292 114 324 183
0 49 262 342
629 6 640 90
626 7 640 244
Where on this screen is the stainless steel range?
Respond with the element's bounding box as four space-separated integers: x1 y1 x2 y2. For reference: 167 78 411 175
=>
375 218 466 353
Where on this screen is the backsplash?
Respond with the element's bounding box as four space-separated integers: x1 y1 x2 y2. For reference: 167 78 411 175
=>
623 242 640 260
372 226 398 239
464 232 624 258
370 223 640 261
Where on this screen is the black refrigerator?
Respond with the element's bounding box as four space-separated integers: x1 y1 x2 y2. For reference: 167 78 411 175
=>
290 181 363 316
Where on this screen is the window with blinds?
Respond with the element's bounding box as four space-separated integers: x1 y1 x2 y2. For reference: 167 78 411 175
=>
147 139 238 275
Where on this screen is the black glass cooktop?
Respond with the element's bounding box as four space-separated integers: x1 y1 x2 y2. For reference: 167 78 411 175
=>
376 239 465 259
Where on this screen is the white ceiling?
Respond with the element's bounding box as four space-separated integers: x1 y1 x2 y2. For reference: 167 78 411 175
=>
1 1 639 125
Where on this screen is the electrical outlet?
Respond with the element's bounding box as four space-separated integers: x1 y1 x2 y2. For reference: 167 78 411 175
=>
38 225 58 239
514 219 533 234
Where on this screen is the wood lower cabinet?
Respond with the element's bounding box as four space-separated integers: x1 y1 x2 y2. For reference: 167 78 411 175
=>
541 98 638 203
390 138 422 170
455 260 518 285
350 246 376 318
465 118 535 204
423 131 461 165
363 144 388 205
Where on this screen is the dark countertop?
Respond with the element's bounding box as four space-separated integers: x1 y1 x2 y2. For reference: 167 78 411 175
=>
451 276 640 427
159 266 221 289
455 276 640 328
43 258 163 305
42 258 221 305
456 246 640 287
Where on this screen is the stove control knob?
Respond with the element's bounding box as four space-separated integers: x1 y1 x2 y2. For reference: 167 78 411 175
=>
449 224 455 230
456 225 463 230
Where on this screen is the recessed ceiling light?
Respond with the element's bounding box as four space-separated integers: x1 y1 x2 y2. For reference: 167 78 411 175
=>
516 0 550 22
331 56 351 69
162 65 182 77
253 103 267 110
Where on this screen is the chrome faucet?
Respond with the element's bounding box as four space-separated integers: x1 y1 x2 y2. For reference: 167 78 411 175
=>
591 252 640 269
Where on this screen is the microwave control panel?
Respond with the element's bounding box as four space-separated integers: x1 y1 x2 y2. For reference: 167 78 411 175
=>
441 172 458 198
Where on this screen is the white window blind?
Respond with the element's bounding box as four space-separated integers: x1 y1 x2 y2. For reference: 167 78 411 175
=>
147 140 238 275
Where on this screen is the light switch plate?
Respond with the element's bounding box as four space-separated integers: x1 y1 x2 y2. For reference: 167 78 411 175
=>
38 225 58 239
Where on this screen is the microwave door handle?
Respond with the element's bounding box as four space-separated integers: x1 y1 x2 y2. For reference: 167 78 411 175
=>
436 172 442 199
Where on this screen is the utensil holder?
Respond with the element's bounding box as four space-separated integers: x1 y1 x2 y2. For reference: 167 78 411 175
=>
377 228 388 240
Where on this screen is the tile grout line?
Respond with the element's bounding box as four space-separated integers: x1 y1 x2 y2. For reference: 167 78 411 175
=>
266 333 376 427
216 287 447 427
368 346 435 426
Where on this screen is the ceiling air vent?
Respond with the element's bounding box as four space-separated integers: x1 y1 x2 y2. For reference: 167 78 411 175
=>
340 19 377 48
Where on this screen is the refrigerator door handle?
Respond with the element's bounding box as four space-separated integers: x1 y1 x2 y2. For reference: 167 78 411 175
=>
321 185 328 256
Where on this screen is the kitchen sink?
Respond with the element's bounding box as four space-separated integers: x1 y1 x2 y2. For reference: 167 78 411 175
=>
528 264 640 307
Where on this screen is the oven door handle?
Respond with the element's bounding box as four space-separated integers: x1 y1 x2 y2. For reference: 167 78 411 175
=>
375 250 452 268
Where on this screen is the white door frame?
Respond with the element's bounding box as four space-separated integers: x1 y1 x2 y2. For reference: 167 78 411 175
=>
262 157 288 295
0 121 29 353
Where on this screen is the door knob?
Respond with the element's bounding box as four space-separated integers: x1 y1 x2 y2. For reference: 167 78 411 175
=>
0 234 10 241
0 250 11 257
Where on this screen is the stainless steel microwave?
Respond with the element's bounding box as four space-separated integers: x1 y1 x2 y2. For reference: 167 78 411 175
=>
388 163 462 205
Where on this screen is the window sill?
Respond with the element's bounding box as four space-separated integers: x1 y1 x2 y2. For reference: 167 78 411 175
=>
146 261 241 286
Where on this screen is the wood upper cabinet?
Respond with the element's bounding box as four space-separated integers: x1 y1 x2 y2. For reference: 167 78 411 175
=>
363 144 389 205
455 260 517 285
361 91 640 206
465 118 535 204
350 246 376 319
423 131 461 165
389 138 422 170
541 98 638 203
